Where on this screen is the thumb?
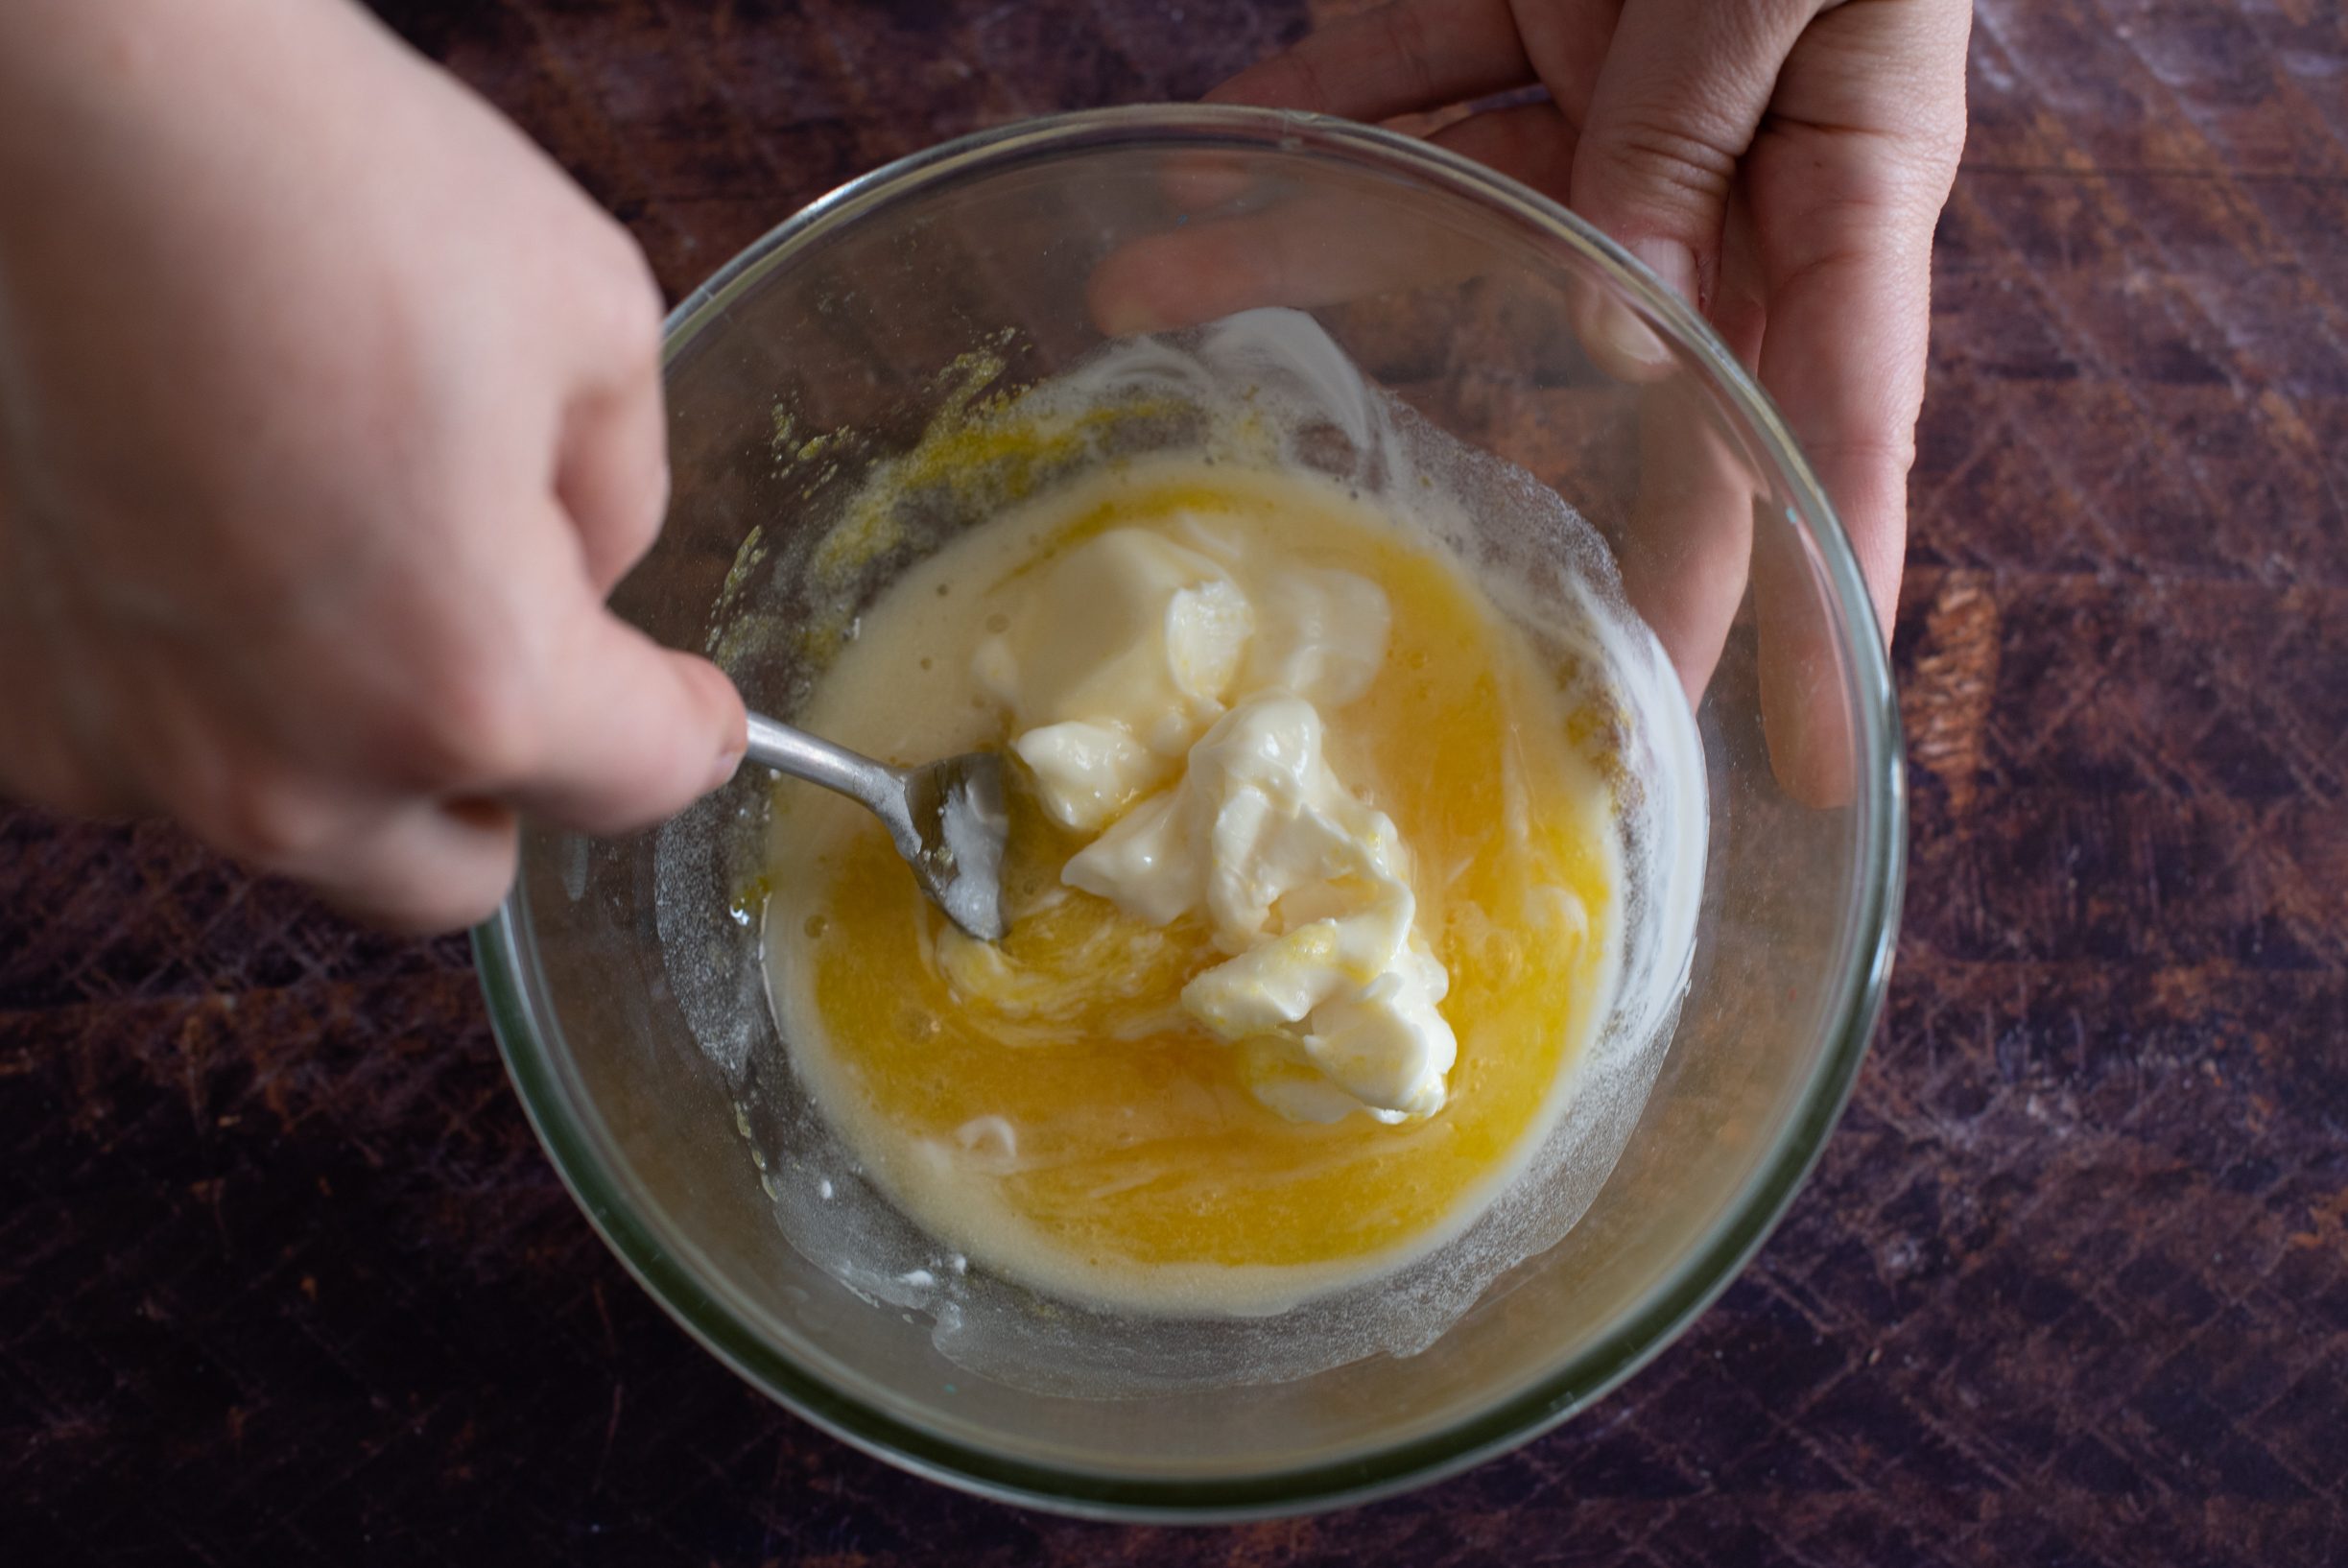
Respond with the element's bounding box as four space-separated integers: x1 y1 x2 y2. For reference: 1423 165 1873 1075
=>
1569 0 1819 305
508 597 748 837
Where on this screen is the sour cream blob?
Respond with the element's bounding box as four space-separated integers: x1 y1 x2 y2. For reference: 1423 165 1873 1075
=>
977 528 1451 1123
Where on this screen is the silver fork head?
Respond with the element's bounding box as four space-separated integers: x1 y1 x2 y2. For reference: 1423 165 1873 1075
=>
898 750 1008 941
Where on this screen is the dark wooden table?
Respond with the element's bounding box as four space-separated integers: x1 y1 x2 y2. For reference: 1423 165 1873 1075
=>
7 1 2345 1561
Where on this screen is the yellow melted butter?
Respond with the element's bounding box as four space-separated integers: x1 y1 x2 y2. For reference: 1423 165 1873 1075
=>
766 458 1620 1303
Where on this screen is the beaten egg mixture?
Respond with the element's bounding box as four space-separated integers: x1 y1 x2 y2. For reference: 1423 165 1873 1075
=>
763 456 1622 1312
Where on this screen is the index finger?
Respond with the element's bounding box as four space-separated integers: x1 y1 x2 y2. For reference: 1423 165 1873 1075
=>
1090 101 1580 335
1746 4 1970 802
1206 0 1535 120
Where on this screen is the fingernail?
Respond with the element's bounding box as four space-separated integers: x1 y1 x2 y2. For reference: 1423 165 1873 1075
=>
705 745 745 794
1163 149 1254 209
1087 252 1178 339
1094 295 1170 339
1593 238 1694 375
1626 236 1696 304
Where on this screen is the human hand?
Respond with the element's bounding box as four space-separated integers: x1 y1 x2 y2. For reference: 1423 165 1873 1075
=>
0 0 744 930
1208 0 1972 646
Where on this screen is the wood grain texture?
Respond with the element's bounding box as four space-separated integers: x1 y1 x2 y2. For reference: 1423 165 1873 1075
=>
5 0 2345 1561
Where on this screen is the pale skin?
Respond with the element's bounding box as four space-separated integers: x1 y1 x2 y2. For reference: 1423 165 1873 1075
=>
0 0 1966 932
1213 0 1973 632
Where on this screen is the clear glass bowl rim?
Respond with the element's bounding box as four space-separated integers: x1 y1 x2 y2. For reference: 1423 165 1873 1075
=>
472 103 1908 1522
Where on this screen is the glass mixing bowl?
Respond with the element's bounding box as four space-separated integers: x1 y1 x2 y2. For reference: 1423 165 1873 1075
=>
474 105 1903 1519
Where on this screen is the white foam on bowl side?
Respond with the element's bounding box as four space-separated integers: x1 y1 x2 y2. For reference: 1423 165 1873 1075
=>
683 308 1705 1396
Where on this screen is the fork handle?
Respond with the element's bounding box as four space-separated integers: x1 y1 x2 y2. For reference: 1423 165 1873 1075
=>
743 711 903 815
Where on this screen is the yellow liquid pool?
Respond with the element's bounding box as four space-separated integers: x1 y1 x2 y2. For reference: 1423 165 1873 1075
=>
763 457 1623 1313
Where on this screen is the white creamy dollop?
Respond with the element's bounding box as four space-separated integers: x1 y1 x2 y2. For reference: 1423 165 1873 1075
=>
980 525 1454 1123
978 531 1251 832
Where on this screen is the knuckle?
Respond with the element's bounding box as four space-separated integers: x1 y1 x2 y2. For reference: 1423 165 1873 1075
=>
1813 428 1921 481
596 441 670 563
608 277 665 372
582 223 666 365
1606 117 1739 210
396 642 545 788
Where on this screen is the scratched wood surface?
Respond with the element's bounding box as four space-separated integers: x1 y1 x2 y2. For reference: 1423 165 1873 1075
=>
5 1 2345 1562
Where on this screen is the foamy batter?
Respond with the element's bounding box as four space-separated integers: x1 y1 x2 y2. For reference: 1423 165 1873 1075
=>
762 456 1624 1315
